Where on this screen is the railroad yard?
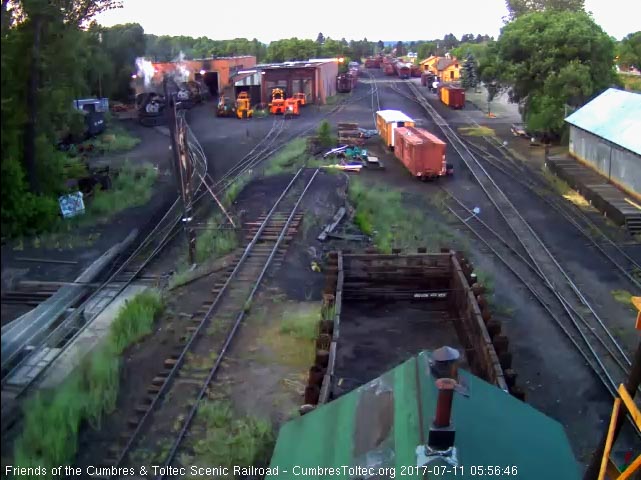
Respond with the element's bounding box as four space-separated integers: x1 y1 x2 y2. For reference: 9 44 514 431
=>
2 44 641 479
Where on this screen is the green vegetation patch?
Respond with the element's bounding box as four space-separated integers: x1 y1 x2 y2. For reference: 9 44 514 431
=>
183 400 274 479
195 215 238 264
79 125 141 154
348 178 454 253
108 289 164 354
263 302 320 368
611 289 633 307
88 162 158 219
323 93 350 106
264 138 309 176
12 290 164 476
224 170 252 206
458 126 496 137
619 73 641 92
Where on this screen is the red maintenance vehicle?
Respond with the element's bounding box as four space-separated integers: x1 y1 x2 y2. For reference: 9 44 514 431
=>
394 126 453 180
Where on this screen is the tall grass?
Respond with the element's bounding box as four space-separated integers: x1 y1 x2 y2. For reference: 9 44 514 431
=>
186 400 274 478
264 138 308 176
108 289 164 353
195 215 238 263
348 178 455 253
81 125 141 153
89 162 158 219
12 290 164 478
224 170 252 206
458 126 496 137
263 303 320 368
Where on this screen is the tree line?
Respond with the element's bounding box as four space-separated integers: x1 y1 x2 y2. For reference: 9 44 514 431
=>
1 0 639 238
455 0 639 139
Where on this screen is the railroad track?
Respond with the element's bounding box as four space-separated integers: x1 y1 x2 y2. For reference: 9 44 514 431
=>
461 137 641 291
401 80 634 399
194 87 373 206
96 168 318 479
0 114 208 410
389 80 641 289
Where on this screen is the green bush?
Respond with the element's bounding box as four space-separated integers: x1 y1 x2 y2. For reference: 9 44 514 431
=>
108 289 164 354
1 156 60 238
317 120 336 148
12 290 164 478
348 178 454 253
88 162 157 219
188 400 274 475
195 215 238 263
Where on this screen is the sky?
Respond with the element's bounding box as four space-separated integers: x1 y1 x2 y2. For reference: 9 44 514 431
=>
94 0 639 42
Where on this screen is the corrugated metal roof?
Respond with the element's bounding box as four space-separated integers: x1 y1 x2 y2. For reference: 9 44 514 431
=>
269 351 579 479
233 71 261 86
565 88 641 155
377 110 414 123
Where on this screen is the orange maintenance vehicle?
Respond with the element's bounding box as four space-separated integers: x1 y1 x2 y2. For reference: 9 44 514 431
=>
284 97 300 116
236 92 253 119
293 92 307 107
269 88 287 115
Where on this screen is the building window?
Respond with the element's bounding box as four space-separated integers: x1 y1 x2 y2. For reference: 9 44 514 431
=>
450 71 454 79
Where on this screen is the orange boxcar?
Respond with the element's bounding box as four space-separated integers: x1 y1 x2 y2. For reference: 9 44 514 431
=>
394 126 448 179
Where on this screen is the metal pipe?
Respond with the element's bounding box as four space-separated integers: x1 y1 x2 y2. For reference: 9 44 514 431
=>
433 378 457 429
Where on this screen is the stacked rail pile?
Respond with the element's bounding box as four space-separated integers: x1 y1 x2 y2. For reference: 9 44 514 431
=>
337 122 365 146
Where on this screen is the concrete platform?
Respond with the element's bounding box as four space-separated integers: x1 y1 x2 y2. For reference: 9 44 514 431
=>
546 155 641 234
35 284 148 390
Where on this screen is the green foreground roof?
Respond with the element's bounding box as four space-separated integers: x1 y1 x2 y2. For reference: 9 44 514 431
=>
269 351 579 479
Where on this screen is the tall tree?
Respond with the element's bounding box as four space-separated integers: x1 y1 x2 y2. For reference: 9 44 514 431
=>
460 33 475 43
316 32 325 44
442 33 459 50
376 40 384 51
505 0 585 20
395 41 406 56
101 23 144 100
417 42 436 60
20 0 121 193
617 31 641 69
460 54 479 90
494 10 618 134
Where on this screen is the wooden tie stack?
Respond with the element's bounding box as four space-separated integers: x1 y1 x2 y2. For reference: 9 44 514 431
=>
337 122 364 146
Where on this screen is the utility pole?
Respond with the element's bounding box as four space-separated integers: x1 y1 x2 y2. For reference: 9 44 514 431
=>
98 32 103 99
24 14 43 194
165 78 196 265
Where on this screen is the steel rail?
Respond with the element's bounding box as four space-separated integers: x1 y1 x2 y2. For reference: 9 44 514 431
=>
157 169 320 478
463 138 641 290
405 80 632 372
442 195 619 392
1 111 207 396
444 190 631 386
110 168 312 472
388 81 631 398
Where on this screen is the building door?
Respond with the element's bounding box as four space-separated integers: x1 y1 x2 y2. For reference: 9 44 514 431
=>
204 72 219 96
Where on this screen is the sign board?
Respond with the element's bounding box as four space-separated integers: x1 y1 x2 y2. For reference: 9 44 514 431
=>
59 192 85 218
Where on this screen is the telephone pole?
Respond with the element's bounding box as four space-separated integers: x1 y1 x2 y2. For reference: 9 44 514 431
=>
165 78 196 265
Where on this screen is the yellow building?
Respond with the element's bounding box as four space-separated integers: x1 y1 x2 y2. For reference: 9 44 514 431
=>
419 55 461 82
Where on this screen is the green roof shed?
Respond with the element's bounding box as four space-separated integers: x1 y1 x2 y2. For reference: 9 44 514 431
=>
269 350 579 479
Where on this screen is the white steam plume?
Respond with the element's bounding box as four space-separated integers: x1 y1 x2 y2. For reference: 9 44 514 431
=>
135 57 155 87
